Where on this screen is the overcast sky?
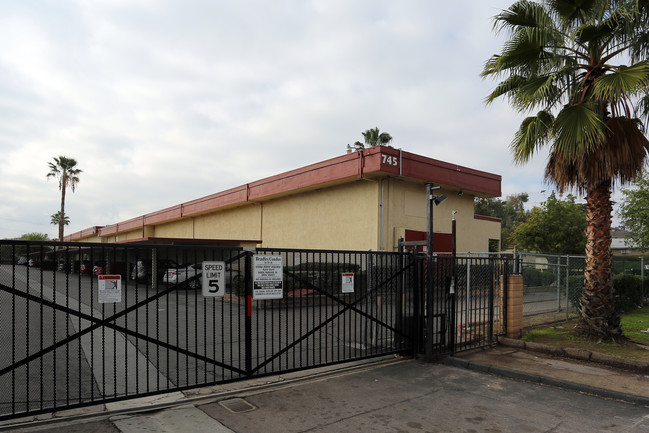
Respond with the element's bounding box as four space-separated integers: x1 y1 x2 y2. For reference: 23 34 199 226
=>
1 0 580 240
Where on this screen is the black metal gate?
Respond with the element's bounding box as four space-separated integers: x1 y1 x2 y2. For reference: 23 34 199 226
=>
421 255 512 357
0 241 419 420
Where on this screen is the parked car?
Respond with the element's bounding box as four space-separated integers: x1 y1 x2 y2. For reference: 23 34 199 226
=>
94 262 128 278
58 260 80 273
80 260 102 275
17 256 28 266
164 263 203 289
131 258 179 283
163 262 241 290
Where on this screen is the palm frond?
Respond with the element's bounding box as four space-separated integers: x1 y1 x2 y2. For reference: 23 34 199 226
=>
493 0 552 34
548 0 605 26
552 102 607 157
511 111 555 163
484 75 525 104
637 94 649 128
593 62 649 103
546 116 649 192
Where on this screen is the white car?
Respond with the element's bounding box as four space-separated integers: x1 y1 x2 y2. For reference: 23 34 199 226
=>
164 263 202 289
163 263 241 290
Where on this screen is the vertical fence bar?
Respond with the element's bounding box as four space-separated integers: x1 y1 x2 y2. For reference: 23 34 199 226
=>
245 251 252 377
566 256 570 320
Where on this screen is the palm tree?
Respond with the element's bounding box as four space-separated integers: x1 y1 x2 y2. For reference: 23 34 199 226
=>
483 0 649 340
47 156 82 241
362 127 393 148
50 211 70 227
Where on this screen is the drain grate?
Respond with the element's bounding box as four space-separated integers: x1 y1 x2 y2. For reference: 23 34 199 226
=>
219 397 257 414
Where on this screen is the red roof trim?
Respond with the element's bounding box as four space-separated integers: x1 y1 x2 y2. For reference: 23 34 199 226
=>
70 147 501 240
113 237 261 245
474 214 502 223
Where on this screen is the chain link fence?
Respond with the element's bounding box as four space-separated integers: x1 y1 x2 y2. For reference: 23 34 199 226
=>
520 253 648 324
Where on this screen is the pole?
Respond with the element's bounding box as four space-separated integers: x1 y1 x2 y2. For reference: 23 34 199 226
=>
450 211 457 353
425 184 434 361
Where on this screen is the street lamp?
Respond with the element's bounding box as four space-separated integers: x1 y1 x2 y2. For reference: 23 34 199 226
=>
425 184 447 361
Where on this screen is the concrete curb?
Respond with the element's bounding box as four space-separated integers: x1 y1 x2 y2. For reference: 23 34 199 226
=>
440 356 649 407
498 337 649 373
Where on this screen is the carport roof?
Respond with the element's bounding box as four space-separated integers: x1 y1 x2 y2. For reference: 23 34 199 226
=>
65 146 501 241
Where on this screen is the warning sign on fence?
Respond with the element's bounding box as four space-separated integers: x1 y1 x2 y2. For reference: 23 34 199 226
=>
341 273 354 293
253 255 283 300
98 275 122 303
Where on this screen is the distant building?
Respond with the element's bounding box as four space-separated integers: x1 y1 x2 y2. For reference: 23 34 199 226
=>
612 228 642 256
67 146 502 253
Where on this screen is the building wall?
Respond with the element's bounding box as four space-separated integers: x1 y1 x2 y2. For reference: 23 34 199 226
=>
384 179 500 252
193 205 262 240
260 181 379 250
72 174 500 252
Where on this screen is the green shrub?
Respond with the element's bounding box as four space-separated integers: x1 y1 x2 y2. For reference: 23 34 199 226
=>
522 267 556 287
565 274 644 313
613 274 644 312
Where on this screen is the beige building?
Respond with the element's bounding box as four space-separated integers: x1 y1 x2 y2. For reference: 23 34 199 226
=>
67 146 502 253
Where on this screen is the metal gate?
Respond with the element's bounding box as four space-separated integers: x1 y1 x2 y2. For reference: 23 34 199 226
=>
422 255 512 357
398 244 512 358
0 241 418 420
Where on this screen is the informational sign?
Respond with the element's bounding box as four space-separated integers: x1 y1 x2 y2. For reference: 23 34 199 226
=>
253 255 283 300
202 261 226 297
341 273 355 293
98 275 122 303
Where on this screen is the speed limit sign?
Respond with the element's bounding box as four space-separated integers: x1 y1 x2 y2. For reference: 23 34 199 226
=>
202 261 226 297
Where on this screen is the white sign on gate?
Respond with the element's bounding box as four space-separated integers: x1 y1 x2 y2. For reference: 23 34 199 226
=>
341 272 355 293
253 255 283 299
98 275 122 303
202 261 226 297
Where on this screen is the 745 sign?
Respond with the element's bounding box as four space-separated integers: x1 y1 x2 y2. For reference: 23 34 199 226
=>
202 261 226 297
382 154 399 167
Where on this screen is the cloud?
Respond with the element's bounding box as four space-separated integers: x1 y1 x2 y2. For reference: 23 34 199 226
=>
0 0 566 240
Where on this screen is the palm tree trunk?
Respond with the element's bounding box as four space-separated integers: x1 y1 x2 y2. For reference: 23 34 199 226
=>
59 177 66 241
575 179 622 340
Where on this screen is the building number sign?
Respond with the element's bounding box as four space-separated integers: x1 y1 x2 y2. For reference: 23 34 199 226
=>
382 154 399 167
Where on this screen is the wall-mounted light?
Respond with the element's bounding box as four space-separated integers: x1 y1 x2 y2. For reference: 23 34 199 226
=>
432 194 447 205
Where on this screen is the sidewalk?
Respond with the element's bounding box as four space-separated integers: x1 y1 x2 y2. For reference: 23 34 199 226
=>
4 344 649 432
445 339 649 406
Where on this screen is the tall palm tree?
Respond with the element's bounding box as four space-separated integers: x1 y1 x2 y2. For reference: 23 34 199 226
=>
483 0 649 340
50 211 70 227
47 156 82 241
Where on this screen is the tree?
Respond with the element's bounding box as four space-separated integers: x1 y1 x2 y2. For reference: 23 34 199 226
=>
475 193 529 249
483 0 649 340
618 171 649 251
50 211 70 227
511 193 586 254
351 127 393 150
16 233 49 241
47 156 82 241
